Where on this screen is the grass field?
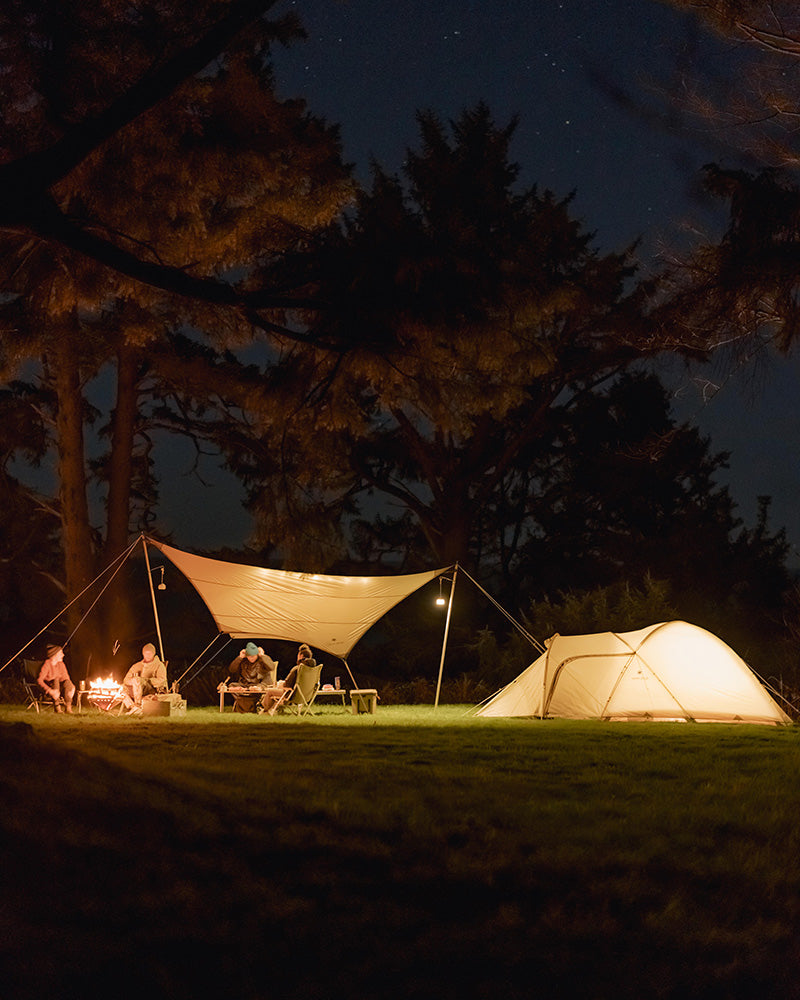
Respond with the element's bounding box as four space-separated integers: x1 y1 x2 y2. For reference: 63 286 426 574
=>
2 704 800 999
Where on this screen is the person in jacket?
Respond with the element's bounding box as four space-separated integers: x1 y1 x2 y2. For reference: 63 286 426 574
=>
122 642 168 715
227 642 277 713
37 644 75 713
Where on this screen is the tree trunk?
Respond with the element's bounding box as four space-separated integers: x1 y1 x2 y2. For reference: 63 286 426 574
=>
51 323 95 680
424 492 473 567
105 344 139 560
100 343 140 659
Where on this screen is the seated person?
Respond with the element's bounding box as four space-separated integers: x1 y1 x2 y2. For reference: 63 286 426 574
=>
260 643 317 715
122 642 168 715
37 644 75 714
226 642 277 713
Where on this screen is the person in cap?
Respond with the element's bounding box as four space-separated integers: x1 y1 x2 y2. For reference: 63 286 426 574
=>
227 642 277 713
122 642 168 714
37 644 75 713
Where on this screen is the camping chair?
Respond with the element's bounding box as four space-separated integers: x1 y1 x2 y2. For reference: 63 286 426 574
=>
271 662 323 717
22 659 52 713
285 662 323 716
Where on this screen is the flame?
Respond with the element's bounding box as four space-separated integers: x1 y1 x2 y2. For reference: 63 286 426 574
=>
89 676 122 693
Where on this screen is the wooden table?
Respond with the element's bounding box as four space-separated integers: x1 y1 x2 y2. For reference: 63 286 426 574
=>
315 687 348 708
218 683 269 712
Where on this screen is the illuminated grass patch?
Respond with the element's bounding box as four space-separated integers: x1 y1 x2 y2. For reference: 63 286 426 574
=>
2 706 799 999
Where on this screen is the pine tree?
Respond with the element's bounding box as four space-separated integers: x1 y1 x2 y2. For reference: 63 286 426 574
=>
0 1 353 662
235 105 646 569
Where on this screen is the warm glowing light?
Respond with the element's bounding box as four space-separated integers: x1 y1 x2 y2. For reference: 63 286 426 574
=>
436 595 446 606
90 676 122 694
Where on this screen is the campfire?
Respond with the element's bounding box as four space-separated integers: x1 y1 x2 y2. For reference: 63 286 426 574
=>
84 676 124 709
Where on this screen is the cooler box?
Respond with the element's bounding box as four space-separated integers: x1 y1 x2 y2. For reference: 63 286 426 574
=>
142 694 187 717
350 689 378 715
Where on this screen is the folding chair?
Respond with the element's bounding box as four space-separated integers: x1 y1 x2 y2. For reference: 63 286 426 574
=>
272 663 323 717
22 659 53 713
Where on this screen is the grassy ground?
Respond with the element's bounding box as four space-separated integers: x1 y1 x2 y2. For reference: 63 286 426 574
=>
2 704 800 999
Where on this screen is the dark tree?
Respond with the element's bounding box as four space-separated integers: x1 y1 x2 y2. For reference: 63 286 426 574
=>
0 0 338 324
514 370 789 613
0 0 354 660
0 386 64 653
234 105 651 569
646 3 800 355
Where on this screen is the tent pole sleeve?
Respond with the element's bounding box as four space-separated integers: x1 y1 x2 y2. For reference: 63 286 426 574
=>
143 538 166 663
434 565 458 709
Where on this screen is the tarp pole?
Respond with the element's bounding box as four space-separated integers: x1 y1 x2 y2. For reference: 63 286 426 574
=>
434 565 458 709
340 658 359 690
142 538 166 663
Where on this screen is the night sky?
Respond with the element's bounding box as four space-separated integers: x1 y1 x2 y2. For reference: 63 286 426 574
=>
272 0 704 252
155 0 800 565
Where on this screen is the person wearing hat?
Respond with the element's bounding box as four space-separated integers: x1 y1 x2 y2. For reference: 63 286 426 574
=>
122 642 168 714
227 642 277 713
37 644 75 713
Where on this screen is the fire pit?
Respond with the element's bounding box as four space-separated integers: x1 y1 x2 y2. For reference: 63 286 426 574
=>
78 676 125 712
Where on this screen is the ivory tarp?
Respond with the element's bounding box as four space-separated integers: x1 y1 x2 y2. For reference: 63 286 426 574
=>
147 538 449 658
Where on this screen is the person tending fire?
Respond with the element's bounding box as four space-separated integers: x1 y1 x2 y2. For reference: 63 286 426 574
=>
122 642 168 715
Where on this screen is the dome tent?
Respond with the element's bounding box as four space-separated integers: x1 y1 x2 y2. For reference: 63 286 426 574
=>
477 621 790 725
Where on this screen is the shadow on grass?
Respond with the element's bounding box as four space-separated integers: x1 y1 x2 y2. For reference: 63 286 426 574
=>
2 707 800 999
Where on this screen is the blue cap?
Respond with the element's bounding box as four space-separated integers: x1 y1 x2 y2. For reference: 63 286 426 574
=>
245 642 258 656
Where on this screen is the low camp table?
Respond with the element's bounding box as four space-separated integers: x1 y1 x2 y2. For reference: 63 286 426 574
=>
315 686 348 708
76 689 99 714
218 683 267 712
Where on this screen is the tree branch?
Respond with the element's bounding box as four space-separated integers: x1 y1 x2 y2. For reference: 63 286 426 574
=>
0 1 348 347
13 199 352 349
0 0 285 198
